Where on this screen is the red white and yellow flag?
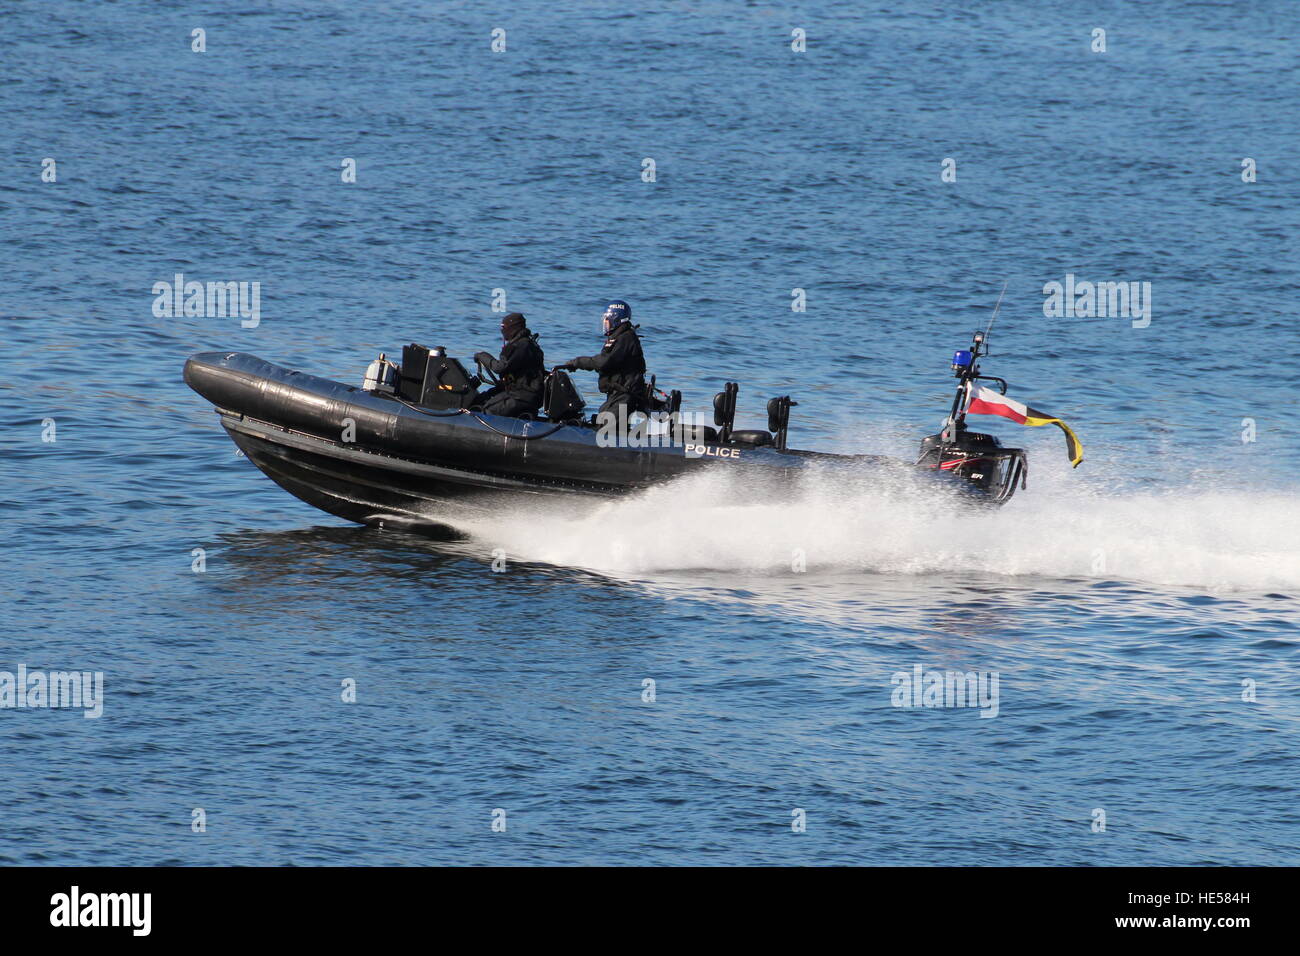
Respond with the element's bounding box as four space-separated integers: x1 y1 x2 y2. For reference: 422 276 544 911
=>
965 386 1083 467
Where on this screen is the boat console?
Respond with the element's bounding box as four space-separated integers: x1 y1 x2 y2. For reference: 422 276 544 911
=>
398 344 478 410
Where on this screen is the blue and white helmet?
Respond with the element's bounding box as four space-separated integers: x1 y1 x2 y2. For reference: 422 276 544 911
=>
601 300 631 334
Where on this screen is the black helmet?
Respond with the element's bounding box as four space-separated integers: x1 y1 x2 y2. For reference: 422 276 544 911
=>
500 312 527 340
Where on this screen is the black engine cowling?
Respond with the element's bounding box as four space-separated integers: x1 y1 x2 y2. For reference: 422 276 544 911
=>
918 429 1023 496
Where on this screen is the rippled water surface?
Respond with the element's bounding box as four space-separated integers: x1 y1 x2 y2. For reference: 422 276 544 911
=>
2 0 1298 865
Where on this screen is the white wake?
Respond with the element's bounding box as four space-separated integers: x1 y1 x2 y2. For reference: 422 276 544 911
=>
438 468 1300 592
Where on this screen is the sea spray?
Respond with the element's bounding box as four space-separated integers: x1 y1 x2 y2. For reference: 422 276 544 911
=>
431 467 1300 592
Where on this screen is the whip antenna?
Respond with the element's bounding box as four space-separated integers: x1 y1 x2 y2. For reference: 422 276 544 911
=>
984 278 1008 345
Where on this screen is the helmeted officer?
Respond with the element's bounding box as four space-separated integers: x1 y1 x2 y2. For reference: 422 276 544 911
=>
563 300 649 415
472 312 545 417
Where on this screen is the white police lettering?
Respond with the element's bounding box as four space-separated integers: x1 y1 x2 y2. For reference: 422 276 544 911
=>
685 444 741 459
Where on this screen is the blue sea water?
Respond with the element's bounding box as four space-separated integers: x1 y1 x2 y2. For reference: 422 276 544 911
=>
1 0 1298 865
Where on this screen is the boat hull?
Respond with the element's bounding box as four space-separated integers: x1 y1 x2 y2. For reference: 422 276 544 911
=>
184 351 985 527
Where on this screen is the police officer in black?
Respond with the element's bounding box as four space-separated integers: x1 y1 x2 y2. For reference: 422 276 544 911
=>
563 300 649 415
473 312 545 418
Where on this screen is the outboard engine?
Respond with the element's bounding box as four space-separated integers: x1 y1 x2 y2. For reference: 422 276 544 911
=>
920 329 1027 502
918 428 1022 496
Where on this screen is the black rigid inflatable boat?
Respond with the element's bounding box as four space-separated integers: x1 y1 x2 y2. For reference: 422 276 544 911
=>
183 332 1029 528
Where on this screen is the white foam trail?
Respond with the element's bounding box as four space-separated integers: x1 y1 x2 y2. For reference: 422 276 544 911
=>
444 470 1300 592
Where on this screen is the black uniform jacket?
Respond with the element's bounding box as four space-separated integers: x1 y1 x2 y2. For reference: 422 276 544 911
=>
572 323 646 396
482 332 546 402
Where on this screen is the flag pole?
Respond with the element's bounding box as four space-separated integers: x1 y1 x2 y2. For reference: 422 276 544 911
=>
943 279 1008 441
